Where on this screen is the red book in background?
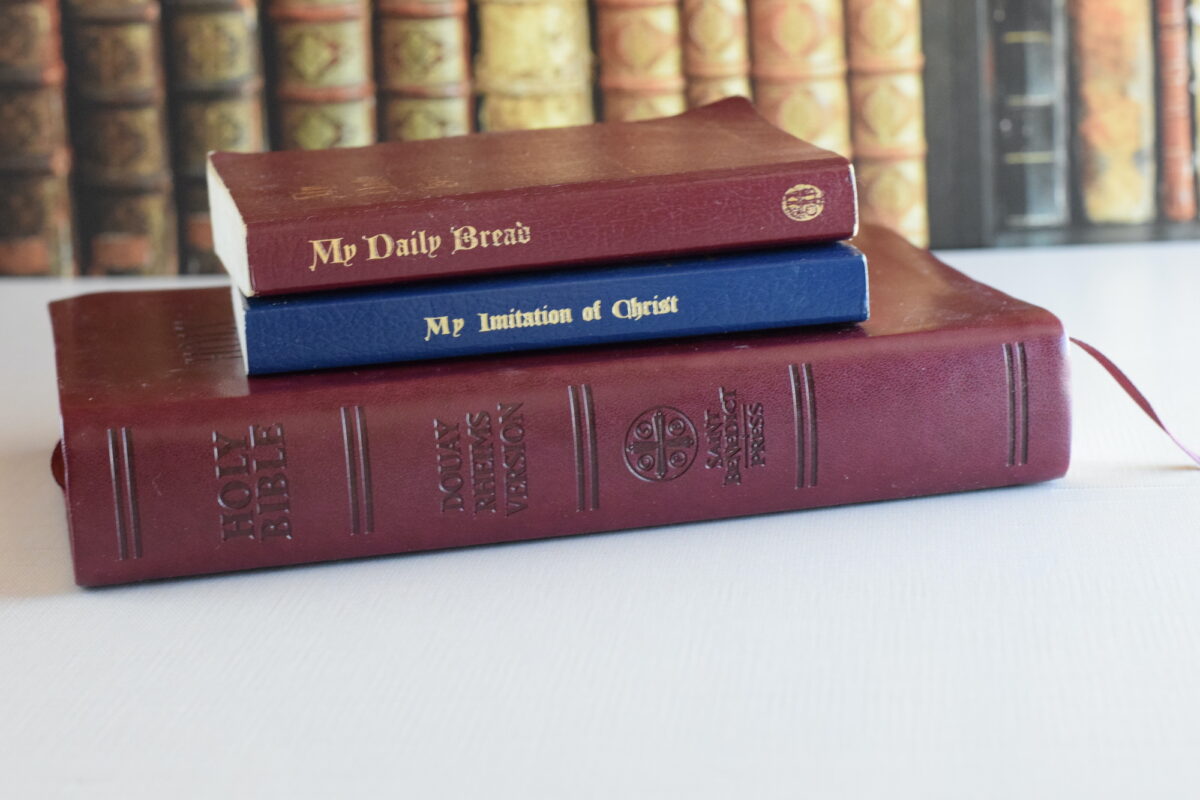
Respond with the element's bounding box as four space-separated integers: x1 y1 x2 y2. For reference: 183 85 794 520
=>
1156 0 1196 221
51 227 1071 587
206 98 858 297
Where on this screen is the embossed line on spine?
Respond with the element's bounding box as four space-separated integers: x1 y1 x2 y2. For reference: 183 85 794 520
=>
583 384 599 510
341 406 374 534
568 384 600 511
1004 343 1030 466
568 386 586 511
789 364 818 489
107 427 143 560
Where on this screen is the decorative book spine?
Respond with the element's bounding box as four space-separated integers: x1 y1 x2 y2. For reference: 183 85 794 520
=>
1156 0 1195 221
680 0 751 107
747 0 851 156
595 0 686 121
267 0 375 149
991 0 1071 230
845 0 929 247
1069 0 1156 224
376 0 471 141
0 0 73 276
474 0 593 131
62 0 177 275
163 0 266 275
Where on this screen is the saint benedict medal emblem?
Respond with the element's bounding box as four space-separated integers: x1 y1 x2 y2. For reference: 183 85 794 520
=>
781 184 825 222
624 406 698 482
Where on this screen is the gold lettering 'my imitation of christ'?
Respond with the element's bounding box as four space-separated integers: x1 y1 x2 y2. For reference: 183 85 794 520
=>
306 222 531 271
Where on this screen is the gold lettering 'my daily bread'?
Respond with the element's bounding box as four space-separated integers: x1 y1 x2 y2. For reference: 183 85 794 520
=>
163 0 266 274
474 0 594 131
207 98 858 296
267 0 375 149
845 0 928 247
748 0 852 157
0 0 74 275
63 0 178 274
376 0 472 141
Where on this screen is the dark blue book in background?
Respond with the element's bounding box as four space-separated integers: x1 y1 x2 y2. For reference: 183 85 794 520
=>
236 243 870 375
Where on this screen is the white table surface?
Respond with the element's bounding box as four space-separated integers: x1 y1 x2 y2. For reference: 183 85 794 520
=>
2 241 1199 798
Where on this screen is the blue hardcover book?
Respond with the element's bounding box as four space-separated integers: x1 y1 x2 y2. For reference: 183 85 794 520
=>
236 243 869 375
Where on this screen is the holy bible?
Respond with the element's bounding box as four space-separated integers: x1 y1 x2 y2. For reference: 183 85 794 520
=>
50 227 1069 586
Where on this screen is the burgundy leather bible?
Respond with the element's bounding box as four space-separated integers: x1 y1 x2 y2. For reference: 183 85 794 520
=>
51 227 1070 586
206 97 858 296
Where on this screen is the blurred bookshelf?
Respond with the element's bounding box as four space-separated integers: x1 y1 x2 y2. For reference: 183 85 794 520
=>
1 0 1198 278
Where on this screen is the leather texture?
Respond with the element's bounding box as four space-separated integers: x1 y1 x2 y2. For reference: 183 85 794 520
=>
240 242 869 374
209 97 858 295
50 226 1070 586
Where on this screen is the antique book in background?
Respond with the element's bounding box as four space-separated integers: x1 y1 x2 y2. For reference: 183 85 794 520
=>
1156 0 1195 222
748 0 852 158
266 0 375 149
992 0 1071 232
375 0 472 140
162 0 266 274
845 0 929 247
680 0 751 107
922 0 992 249
0 0 74 276
62 0 177 275
474 0 593 130
595 0 685 121
1069 0 1156 224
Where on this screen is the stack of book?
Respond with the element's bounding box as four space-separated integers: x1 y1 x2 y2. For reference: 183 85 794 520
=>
49 101 1072 587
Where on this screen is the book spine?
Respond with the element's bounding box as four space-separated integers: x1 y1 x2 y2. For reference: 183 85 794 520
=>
163 0 267 275
60 309 1070 587
240 243 868 374
1069 0 1156 224
596 0 686 121
920 0 993 248
267 0 376 149
1157 0 1196 221
845 0 930 247
62 0 177 275
375 0 472 141
0 0 74 276
991 0 1071 231
747 0 851 157
235 157 859 294
474 0 594 131
680 0 751 107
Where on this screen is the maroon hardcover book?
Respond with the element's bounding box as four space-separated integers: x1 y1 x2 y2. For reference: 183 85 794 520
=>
51 227 1070 586
206 97 858 297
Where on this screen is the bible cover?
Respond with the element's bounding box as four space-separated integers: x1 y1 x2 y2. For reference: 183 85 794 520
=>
237 242 869 374
50 227 1070 587
207 97 858 297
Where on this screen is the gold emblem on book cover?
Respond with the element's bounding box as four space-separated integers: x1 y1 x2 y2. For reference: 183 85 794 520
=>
781 183 825 221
